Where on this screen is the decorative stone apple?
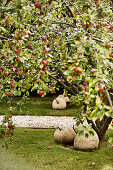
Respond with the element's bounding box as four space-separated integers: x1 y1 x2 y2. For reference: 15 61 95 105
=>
54 125 76 144
74 129 99 151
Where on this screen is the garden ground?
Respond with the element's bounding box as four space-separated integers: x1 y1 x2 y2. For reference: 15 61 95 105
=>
0 128 113 170
0 96 113 170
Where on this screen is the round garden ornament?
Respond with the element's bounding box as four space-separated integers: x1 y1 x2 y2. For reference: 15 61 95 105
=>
74 129 99 151
54 125 76 144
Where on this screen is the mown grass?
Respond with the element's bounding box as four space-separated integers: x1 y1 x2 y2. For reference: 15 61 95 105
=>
0 96 80 117
0 128 113 170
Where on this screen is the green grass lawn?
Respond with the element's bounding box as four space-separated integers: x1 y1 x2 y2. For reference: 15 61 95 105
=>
0 96 80 117
0 128 113 170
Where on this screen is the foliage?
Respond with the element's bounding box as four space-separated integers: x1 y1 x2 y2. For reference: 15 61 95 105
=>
0 0 113 140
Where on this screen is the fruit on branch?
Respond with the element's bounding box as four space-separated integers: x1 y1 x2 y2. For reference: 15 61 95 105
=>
91 70 96 74
65 66 68 70
42 36 47 41
16 57 20 62
44 48 49 53
99 86 104 92
40 70 45 75
74 67 78 72
109 53 113 58
14 49 19 54
27 44 32 49
38 90 44 95
103 23 107 27
105 44 111 49
44 66 48 70
81 87 86 91
83 82 87 86
96 24 99 29
6 129 10 135
59 41 63 45
42 60 48 65
34 2 41 9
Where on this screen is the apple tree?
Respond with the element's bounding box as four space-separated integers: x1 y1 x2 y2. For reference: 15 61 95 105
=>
0 0 113 141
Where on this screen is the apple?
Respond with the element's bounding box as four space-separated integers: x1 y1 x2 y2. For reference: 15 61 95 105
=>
105 44 111 49
11 83 15 87
24 31 27 35
74 67 78 72
96 24 99 29
8 91 13 96
92 162 96 166
27 44 32 49
38 11 44 16
65 66 68 70
40 71 45 75
38 90 44 95
112 145 113 149
1 55 5 59
68 13 72 17
8 124 12 128
14 49 19 54
81 87 86 91
16 31 20 35
42 36 47 41
110 26 113 30
44 48 49 53
34 2 41 8
47 146 51 150
42 60 48 65
72 76 76 81
10 108 13 113
9 114 12 118
44 66 48 70
59 41 63 45
109 53 113 58
6 130 10 135
91 70 95 74
103 23 107 27
16 57 20 62
86 23 90 28
99 86 104 92
96 0 100 4
0 70 2 74
83 81 87 86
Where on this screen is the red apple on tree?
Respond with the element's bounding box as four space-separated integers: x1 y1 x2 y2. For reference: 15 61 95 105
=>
83 82 87 86
91 70 96 74
44 48 49 53
40 71 45 75
38 90 44 95
14 49 19 54
16 57 20 62
44 66 48 71
27 44 32 49
6 129 10 135
42 60 48 65
34 2 41 8
42 36 47 41
59 41 63 45
99 86 104 92
74 67 78 72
